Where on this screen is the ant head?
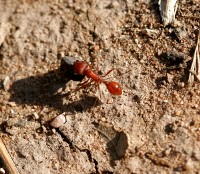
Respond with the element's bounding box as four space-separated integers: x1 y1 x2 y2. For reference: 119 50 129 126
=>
74 61 89 75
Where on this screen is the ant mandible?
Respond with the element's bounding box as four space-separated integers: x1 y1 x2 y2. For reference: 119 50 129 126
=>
73 60 122 95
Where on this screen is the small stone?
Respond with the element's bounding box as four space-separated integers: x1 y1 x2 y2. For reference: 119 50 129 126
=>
51 128 56 134
3 76 10 91
134 39 139 44
41 125 47 133
8 102 16 107
192 104 198 109
101 117 106 122
174 110 182 116
93 45 100 51
167 73 173 83
157 49 162 56
107 98 113 104
33 112 39 120
52 160 59 170
164 148 172 156
10 109 16 114
50 113 66 128
180 82 185 87
0 168 6 174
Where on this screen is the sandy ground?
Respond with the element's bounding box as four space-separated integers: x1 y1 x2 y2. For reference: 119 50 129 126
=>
0 0 200 173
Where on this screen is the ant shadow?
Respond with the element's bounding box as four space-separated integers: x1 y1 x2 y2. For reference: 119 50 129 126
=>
9 69 101 113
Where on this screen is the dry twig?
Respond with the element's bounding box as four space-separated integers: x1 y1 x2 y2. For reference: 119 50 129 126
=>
159 0 178 26
0 137 20 174
188 31 200 83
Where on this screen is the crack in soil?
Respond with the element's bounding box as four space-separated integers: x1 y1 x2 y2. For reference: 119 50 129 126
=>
56 128 99 173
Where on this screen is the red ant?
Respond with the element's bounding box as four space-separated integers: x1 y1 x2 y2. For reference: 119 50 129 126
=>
73 61 122 96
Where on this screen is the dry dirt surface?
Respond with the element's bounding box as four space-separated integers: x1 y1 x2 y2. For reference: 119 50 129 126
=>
0 0 200 174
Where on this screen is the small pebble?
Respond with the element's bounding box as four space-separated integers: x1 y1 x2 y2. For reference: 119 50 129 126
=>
107 98 114 104
10 109 16 114
101 117 106 122
52 160 59 170
51 128 56 134
33 112 39 120
42 125 47 133
164 148 171 156
0 168 5 174
8 102 16 107
167 73 173 83
192 104 198 109
157 49 162 56
134 39 139 44
3 76 10 91
174 110 182 116
180 82 185 87
50 113 66 128
91 45 99 52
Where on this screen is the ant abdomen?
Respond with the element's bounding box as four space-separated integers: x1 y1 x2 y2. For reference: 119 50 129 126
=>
104 81 122 95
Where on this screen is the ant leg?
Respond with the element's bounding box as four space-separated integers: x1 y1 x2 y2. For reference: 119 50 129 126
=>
97 83 102 99
101 68 115 78
74 79 93 92
77 78 90 87
92 83 102 107
102 68 130 81
64 80 93 97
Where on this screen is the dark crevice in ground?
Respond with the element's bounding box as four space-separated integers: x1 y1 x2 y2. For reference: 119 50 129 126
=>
56 128 99 173
56 128 75 149
76 147 99 174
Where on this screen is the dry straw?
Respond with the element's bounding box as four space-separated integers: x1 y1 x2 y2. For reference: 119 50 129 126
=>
188 31 200 83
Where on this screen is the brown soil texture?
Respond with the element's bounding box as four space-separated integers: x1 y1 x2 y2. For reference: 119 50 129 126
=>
0 0 199 174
